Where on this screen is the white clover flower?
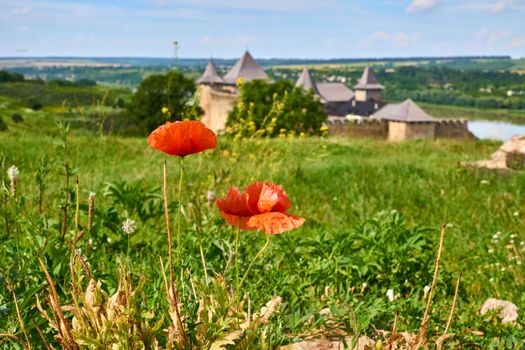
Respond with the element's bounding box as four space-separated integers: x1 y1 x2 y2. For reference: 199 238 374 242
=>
7 165 19 180
362 282 367 289
510 234 517 239
89 192 96 198
480 180 490 185
492 234 499 240
423 285 431 298
489 278 495 283
510 239 515 244
488 249 494 254
386 289 395 302
513 212 519 217
121 218 136 235
520 241 525 246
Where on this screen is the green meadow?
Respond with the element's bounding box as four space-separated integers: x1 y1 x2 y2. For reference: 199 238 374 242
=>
1 124 524 347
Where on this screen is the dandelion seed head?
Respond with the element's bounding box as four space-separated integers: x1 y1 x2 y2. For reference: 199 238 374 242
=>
7 165 19 180
121 218 136 235
386 289 395 302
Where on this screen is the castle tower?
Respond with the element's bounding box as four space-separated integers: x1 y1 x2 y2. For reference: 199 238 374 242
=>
354 65 384 103
223 51 268 84
296 67 320 96
197 59 224 85
197 52 268 132
197 59 236 132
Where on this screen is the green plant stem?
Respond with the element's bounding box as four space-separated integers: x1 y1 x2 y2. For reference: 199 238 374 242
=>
236 234 271 297
177 157 184 271
127 234 131 265
235 222 240 288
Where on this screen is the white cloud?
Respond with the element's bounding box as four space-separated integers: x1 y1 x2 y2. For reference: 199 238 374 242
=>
491 0 523 13
457 0 524 13
472 28 509 47
200 35 212 45
406 0 439 13
511 38 525 48
238 36 258 46
150 0 353 13
12 5 31 15
364 31 420 49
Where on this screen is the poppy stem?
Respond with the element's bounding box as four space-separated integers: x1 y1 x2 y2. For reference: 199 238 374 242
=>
177 157 185 274
163 160 174 291
236 234 271 298
235 222 240 289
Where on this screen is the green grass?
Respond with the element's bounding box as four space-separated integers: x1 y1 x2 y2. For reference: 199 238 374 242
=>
0 81 130 108
1 124 525 348
420 102 525 123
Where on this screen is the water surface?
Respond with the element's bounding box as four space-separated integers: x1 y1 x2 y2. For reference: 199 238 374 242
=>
468 120 525 141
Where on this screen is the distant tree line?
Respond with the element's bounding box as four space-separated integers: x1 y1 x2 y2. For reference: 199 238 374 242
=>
270 65 525 110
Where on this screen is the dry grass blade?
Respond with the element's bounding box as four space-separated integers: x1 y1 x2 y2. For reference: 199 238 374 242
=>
38 256 78 349
12 290 32 350
413 224 446 350
0 334 30 350
444 272 462 335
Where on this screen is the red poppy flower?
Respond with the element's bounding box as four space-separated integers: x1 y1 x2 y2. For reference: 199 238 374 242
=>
148 120 217 157
216 182 304 234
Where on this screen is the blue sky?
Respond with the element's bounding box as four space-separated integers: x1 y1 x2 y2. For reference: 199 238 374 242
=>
0 0 524 58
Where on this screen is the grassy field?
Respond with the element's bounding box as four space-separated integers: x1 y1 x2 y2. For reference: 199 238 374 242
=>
1 122 525 348
416 102 525 123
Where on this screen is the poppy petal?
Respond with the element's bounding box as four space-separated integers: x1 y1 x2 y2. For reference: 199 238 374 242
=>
245 182 291 214
247 212 305 234
148 120 217 157
216 187 252 216
219 211 254 231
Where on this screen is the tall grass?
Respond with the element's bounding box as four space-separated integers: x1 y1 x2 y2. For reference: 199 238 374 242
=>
1 131 524 348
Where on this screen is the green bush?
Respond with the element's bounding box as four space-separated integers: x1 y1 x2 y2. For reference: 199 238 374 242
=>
125 69 199 132
0 116 7 131
228 79 326 136
11 113 23 123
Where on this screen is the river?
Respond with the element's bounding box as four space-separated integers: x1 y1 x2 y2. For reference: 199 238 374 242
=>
468 120 525 141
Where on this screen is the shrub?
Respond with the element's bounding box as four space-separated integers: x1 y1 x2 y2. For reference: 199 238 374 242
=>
11 113 23 123
125 70 199 132
228 79 326 136
27 99 43 110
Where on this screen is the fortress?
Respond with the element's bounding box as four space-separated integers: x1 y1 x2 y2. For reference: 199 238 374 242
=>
197 51 474 141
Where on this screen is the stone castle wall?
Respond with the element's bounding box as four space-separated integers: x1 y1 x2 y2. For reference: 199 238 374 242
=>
388 121 436 141
326 117 476 141
435 120 475 139
199 85 237 132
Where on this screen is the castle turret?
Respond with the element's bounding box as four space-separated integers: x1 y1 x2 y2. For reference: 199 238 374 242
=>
296 67 320 96
354 65 384 103
197 59 223 85
223 51 268 84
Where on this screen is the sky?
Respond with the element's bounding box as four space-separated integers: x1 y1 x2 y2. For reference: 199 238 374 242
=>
0 0 524 59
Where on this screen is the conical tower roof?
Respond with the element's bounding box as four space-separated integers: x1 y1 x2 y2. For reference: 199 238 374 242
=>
197 59 223 85
372 99 436 122
296 67 320 95
223 51 268 84
355 65 384 90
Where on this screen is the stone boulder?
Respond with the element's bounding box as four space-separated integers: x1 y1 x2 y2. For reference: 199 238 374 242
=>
464 135 525 170
480 298 519 324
